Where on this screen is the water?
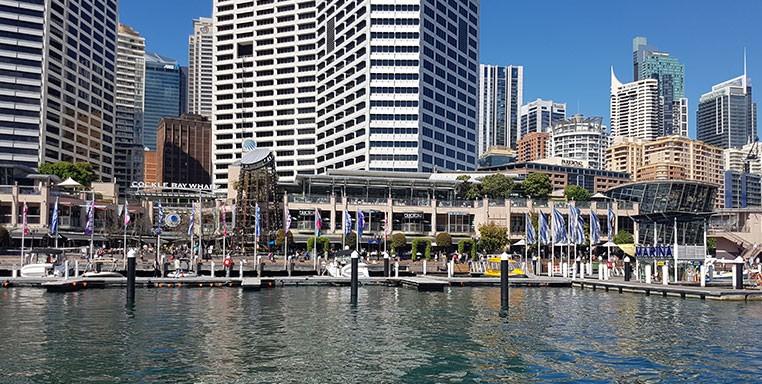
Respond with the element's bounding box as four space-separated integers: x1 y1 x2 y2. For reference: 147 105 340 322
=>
1 287 762 384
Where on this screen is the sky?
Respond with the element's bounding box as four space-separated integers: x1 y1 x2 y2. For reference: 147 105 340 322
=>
120 0 762 137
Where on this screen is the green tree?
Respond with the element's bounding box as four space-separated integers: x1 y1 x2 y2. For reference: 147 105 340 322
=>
457 239 478 260
707 238 717 256
613 230 634 244
344 232 357 250
38 161 96 186
0 225 9 246
307 236 330 254
390 232 407 255
522 173 552 199
435 232 452 250
456 175 483 200
275 229 294 249
480 173 514 199
564 185 592 201
411 238 432 260
477 222 508 254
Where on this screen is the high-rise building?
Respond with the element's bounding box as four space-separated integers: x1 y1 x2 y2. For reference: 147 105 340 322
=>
156 114 212 185
0 1 118 180
610 68 661 141
724 170 762 208
632 36 687 137
550 115 608 170
516 132 549 163
115 24 146 193
144 52 182 150
188 17 214 118
314 0 480 174
478 64 523 153
520 99 566 136
180 66 189 115
724 143 762 175
212 0 318 192
697 67 757 149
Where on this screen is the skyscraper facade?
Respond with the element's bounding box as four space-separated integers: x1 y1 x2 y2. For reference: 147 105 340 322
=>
478 64 523 153
212 0 318 193
144 52 182 150
0 0 118 180
633 37 687 137
188 17 214 118
314 0 480 174
115 24 146 193
697 72 757 149
520 98 566 136
156 114 212 185
550 115 608 170
610 68 661 140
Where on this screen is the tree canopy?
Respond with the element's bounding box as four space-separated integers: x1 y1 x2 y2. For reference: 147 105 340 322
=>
435 232 452 249
275 229 294 249
522 173 552 198
564 185 592 202
390 232 407 255
613 230 634 244
455 175 483 200
38 161 96 186
477 222 508 254
480 173 514 199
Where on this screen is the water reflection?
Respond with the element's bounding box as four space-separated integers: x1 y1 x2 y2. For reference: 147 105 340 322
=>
1 287 761 383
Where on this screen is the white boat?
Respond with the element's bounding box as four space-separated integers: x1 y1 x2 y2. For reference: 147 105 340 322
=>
325 258 370 278
20 248 70 278
82 258 123 278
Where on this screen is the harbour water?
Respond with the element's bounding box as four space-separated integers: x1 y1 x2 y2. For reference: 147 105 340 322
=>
1 287 762 383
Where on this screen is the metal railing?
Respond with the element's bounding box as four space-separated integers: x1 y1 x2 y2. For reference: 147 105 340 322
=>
0 185 13 194
348 197 387 205
438 200 474 208
393 198 431 207
288 194 331 204
18 186 40 195
510 198 527 207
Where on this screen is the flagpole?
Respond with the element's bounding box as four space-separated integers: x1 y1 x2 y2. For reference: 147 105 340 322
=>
551 208 555 277
20 227 25 267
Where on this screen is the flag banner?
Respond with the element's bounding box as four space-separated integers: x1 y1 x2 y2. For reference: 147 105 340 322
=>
155 201 164 235
254 203 261 237
84 200 94 236
538 211 550 245
188 203 195 236
607 204 616 236
569 205 585 245
552 206 567 245
525 212 536 245
314 208 322 237
222 204 228 237
22 201 30 236
343 210 352 235
50 197 59 235
124 200 131 227
590 209 601 245
357 210 365 239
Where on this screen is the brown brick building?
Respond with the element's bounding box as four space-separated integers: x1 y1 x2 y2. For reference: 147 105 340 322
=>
517 132 549 162
143 150 159 183
155 114 212 184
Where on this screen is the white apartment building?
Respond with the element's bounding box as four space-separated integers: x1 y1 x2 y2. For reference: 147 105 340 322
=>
520 98 566 136
478 64 523 154
188 17 214 118
610 68 661 141
115 24 146 194
314 0 480 174
724 143 762 175
212 0 318 193
0 0 118 181
550 115 608 170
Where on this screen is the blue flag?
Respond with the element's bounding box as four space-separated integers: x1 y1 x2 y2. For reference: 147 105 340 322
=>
590 209 601 245
84 199 94 236
525 212 536 245
254 203 261 237
50 196 59 236
552 206 567 245
357 210 365 239
569 205 585 245
155 201 164 235
538 211 550 245
607 204 616 238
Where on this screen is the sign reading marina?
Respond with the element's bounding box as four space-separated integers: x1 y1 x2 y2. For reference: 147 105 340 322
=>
131 181 213 191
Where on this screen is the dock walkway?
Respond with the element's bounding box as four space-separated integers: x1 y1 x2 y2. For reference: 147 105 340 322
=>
573 278 762 301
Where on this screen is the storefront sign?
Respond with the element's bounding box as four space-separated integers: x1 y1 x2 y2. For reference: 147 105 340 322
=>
131 181 213 191
635 245 674 260
298 210 313 217
403 212 423 219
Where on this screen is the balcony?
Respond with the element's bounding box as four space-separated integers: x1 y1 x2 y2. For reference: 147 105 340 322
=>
438 200 475 208
510 198 527 207
347 197 387 205
19 186 40 195
288 194 331 204
393 198 430 207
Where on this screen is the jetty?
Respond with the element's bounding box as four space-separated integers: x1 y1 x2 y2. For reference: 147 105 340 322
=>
572 278 762 301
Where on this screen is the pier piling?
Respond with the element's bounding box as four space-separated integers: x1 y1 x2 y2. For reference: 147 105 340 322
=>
383 252 390 277
350 251 358 304
126 249 136 303
624 256 632 282
499 252 509 317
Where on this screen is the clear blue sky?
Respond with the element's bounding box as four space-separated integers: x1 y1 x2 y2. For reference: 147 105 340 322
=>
120 0 762 137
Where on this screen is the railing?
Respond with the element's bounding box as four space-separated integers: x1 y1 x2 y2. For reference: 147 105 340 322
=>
575 201 591 209
533 199 550 208
393 198 430 207
510 198 527 207
348 197 387 205
0 185 13 194
554 201 569 208
438 200 474 208
399 223 425 233
18 186 40 195
447 224 471 234
617 201 634 210
488 198 505 207
288 194 331 204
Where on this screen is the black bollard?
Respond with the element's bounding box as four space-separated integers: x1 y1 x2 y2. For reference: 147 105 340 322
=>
126 250 136 304
162 261 169 277
624 256 632 282
383 253 390 277
733 259 744 289
350 251 359 305
500 252 509 317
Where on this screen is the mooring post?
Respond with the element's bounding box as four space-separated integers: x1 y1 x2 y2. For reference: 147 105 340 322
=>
210 260 215 277
64 260 69 279
74 260 79 278
350 250 359 304
733 256 744 290
645 264 652 284
239 259 245 280
500 251 509 317
662 264 669 286
383 252 390 277
422 259 427 276
700 264 706 288
126 249 136 304
624 256 632 282
547 261 552 277
394 261 399 278
562 262 568 278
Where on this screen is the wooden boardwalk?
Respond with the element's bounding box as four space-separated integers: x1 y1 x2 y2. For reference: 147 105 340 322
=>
572 278 762 301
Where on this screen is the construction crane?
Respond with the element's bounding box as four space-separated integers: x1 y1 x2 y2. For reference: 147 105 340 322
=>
745 138 759 174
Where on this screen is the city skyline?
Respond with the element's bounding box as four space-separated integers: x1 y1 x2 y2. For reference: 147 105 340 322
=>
120 0 762 139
